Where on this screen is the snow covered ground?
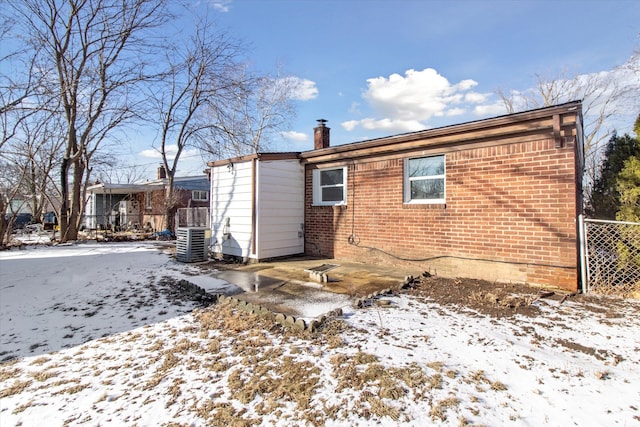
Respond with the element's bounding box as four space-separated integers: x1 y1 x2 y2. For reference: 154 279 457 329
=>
1 242 639 426
0 241 234 360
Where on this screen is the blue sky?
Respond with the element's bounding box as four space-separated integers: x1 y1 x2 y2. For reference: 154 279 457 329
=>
138 0 639 176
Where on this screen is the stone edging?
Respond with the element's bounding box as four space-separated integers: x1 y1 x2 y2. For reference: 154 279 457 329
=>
176 279 405 333
175 279 343 333
354 288 396 308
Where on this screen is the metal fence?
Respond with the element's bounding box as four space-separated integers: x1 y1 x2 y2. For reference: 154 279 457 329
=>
581 217 640 295
175 207 210 228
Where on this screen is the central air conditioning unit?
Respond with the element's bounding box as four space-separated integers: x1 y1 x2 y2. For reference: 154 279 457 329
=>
176 227 210 263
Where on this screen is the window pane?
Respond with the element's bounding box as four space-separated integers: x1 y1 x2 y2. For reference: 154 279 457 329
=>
409 156 444 177
322 187 344 202
320 169 343 186
411 179 444 199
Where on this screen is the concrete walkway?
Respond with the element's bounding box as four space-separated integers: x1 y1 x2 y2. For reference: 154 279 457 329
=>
207 256 411 319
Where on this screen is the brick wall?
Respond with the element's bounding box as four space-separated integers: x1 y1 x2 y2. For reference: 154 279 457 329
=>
135 189 208 231
304 137 580 291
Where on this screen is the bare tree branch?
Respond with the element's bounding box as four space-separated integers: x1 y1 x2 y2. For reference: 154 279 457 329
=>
7 0 170 241
147 16 246 230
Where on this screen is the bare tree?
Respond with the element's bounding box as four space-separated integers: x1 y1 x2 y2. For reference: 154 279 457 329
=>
202 70 299 159
0 79 68 245
7 0 169 242
496 58 640 207
93 163 149 185
498 70 618 161
148 19 245 231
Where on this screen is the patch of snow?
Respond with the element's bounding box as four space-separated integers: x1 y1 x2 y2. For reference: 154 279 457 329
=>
1 243 639 426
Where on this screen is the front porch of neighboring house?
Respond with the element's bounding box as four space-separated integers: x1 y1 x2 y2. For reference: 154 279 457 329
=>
84 182 166 233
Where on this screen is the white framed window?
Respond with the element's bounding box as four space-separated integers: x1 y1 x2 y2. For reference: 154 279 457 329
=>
145 191 152 210
404 155 446 204
313 166 347 206
192 190 208 201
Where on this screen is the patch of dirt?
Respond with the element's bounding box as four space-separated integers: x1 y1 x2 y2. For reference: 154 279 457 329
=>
187 258 640 320
403 275 637 319
403 276 553 317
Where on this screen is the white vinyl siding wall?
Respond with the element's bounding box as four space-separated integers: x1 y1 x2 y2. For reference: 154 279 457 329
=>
210 158 304 260
210 161 254 258
255 160 304 259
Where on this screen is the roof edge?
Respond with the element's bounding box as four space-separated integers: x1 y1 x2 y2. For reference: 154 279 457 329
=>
300 101 582 161
207 152 300 168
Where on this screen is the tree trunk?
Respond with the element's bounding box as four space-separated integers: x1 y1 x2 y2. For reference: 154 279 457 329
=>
0 196 8 247
163 174 177 233
59 157 84 242
59 157 69 241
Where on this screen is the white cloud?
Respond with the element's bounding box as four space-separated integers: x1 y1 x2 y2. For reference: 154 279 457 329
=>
348 102 362 115
362 68 479 122
139 145 199 161
464 92 490 103
341 120 359 132
139 148 161 159
343 118 425 133
473 101 507 116
343 68 494 133
446 107 466 117
286 77 318 101
208 0 232 12
281 131 307 142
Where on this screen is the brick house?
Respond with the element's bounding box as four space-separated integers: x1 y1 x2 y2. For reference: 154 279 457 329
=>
85 167 209 232
209 102 584 291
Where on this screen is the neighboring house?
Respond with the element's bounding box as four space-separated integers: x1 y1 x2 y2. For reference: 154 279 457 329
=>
209 102 584 291
84 168 210 232
5 198 59 230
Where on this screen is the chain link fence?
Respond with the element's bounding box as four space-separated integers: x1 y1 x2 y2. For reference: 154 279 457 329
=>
583 218 640 296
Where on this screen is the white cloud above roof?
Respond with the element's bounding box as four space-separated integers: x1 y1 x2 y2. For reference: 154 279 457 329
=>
345 68 499 134
281 130 307 142
363 68 479 120
139 145 199 160
473 101 507 116
343 117 425 133
286 77 318 101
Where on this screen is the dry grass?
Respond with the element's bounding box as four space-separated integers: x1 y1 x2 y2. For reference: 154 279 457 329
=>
427 361 444 372
0 290 521 426
30 369 59 382
0 379 32 398
0 365 22 382
427 373 443 390
469 291 534 309
430 396 461 421
204 401 261 427
165 377 185 408
11 400 35 415
490 380 507 391
365 395 401 420
29 357 50 366
51 383 89 396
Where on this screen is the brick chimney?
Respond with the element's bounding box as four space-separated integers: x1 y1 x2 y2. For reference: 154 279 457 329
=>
157 165 167 179
314 119 330 150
